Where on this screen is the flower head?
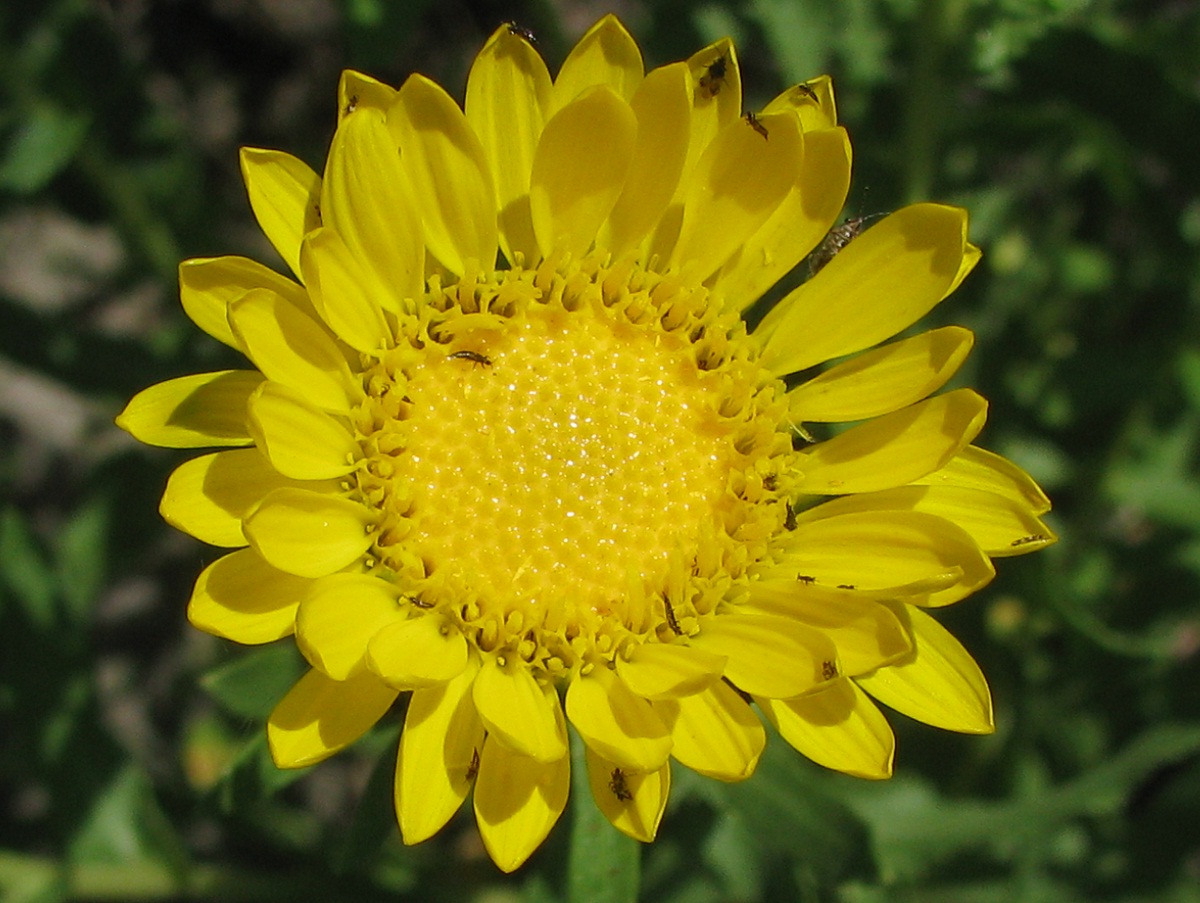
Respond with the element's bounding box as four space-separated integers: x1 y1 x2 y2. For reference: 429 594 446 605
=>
117 16 1054 872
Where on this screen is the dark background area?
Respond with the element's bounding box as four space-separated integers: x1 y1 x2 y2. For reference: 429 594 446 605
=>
2 0 1199 900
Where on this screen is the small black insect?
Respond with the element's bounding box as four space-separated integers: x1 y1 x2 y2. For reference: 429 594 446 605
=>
1010 533 1048 547
506 21 537 43
744 111 769 140
466 748 480 781
448 350 492 367
794 82 818 103
405 594 433 609
837 584 856 590
663 599 681 634
698 55 728 99
608 768 633 802
343 93 359 116
797 574 816 585
807 214 887 277
821 660 839 681
784 502 797 531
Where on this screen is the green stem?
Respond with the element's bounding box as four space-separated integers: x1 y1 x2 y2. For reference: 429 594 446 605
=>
74 141 181 283
566 731 641 903
902 0 948 203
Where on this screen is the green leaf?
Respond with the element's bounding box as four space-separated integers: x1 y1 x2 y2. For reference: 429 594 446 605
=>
1106 416 1200 529
0 507 56 631
844 723 1200 882
0 850 66 903
215 732 309 813
56 495 110 624
701 813 763 901
707 736 873 885
68 765 189 880
0 104 90 194
200 644 305 720
566 731 640 903
1178 348 1200 410
333 726 415 887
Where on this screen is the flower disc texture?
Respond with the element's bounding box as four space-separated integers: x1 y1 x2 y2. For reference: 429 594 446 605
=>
117 16 1055 872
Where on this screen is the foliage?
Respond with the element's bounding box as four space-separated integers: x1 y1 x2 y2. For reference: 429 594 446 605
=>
2 0 1199 900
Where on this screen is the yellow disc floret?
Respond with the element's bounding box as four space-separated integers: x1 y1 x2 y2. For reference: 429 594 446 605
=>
355 254 796 675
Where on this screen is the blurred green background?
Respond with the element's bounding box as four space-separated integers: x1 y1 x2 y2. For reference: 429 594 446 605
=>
2 0 1199 901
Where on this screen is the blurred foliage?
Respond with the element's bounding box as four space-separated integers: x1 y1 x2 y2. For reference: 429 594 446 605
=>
2 0 1200 901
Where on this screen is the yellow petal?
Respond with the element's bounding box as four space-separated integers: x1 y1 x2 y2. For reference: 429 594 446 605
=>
781 509 995 607
160 447 332 547
614 642 725 700
295 574 402 680
320 106 423 312
391 74 497 275
763 74 838 132
797 484 1056 558
668 111 803 283
228 288 362 413
187 548 306 644
946 241 982 298
759 203 970 374
597 62 691 258
689 613 838 698
267 668 398 768
242 487 374 578
553 14 643 108
474 736 570 873
115 370 262 448
368 614 469 688
791 389 988 495
179 256 308 350
681 39 741 189
465 24 551 266
472 655 566 763
657 680 764 781
915 444 1052 515
759 677 894 779
857 603 994 733
396 658 484 844
247 381 359 480
239 148 321 279
530 86 636 262
782 509 998 607
788 327 975 423
337 69 397 122
715 126 851 311
564 666 672 771
585 746 670 843
744 583 913 676
299 228 391 354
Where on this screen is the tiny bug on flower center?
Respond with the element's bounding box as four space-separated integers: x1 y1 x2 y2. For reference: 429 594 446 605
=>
447 350 492 367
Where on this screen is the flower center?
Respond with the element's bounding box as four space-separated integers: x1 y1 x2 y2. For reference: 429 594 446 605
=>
403 303 729 629
357 257 796 667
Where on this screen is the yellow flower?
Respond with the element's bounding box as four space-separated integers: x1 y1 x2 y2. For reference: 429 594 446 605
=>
117 16 1054 872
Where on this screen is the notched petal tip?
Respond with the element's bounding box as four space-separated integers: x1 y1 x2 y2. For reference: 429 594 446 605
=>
337 69 397 121
585 746 670 842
